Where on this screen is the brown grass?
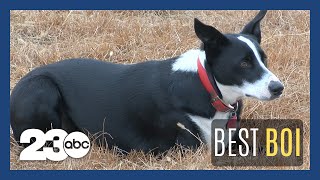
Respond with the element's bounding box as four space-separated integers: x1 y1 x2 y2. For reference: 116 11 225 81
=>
10 10 310 170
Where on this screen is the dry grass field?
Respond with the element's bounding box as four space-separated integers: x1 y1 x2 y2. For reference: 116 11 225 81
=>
10 10 310 170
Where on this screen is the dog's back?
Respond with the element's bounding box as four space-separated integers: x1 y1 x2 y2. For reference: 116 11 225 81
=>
10 58 201 153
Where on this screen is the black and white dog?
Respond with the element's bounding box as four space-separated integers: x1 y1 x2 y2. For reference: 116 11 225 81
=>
11 10 284 154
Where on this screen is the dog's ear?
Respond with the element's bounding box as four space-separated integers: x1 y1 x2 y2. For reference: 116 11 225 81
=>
194 18 229 46
241 10 267 43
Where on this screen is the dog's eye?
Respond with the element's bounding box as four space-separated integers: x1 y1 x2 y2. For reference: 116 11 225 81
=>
240 61 250 68
240 58 252 68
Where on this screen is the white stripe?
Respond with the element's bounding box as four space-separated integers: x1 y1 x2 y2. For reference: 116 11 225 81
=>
237 36 268 71
237 36 280 82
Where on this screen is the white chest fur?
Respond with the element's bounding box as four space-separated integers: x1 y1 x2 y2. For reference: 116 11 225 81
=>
188 111 231 148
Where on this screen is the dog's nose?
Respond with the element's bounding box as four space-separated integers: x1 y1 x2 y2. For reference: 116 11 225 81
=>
268 81 284 96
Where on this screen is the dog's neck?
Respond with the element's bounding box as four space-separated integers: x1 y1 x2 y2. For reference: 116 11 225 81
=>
214 81 243 105
171 49 243 105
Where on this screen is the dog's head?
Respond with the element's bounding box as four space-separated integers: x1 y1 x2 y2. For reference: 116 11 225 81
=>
194 11 284 104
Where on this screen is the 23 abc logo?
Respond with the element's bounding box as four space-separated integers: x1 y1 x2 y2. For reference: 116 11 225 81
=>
19 129 91 161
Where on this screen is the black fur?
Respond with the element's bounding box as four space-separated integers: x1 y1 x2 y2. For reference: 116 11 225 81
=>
10 59 211 154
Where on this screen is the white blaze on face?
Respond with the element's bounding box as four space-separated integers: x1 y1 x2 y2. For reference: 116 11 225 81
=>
236 36 283 100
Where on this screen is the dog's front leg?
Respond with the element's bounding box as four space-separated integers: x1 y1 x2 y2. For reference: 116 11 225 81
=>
175 120 203 150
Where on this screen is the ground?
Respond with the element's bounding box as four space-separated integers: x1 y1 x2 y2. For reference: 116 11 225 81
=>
10 10 310 170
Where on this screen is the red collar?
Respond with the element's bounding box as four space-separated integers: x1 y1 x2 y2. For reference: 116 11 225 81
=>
196 56 236 113
197 56 239 128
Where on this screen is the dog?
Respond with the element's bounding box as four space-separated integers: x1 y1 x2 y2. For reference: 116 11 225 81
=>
10 10 284 154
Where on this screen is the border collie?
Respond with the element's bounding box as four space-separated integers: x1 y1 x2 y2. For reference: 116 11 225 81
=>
11 10 284 154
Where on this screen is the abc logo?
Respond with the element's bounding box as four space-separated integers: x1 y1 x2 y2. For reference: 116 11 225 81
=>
63 132 90 158
19 129 91 161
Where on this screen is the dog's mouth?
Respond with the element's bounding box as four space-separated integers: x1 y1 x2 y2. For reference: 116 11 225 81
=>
245 94 282 101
